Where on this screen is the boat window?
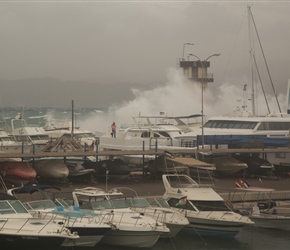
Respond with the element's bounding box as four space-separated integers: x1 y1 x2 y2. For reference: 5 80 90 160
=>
0 201 16 214
191 200 230 211
141 131 150 138
8 200 29 214
167 198 196 211
204 120 214 128
26 200 56 210
110 199 128 209
55 199 70 208
153 133 160 138
204 120 257 129
130 198 150 208
14 135 30 142
90 200 114 210
257 122 290 131
158 131 171 138
147 198 170 208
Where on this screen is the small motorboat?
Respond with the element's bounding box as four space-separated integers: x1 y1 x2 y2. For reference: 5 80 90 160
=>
162 174 254 238
72 187 170 248
0 192 79 249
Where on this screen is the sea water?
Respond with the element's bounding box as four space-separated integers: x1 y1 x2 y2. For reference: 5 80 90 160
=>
90 226 290 250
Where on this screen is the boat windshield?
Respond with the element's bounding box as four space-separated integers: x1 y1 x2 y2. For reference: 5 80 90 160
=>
128 198 151 208
145 197 170 208
110 199 128 209
167 198 230 212
0 200 29 214
86 200 114 210
25 200 56 210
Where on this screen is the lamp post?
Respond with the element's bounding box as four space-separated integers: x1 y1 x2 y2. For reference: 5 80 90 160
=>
182 43 194 61
187 52 220 149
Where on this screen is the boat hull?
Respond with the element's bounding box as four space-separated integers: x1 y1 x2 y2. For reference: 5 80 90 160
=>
32 159 69 178
62 226 110 247
250 215 290 231
101 230 161 248
0 161 36 185
0 234 67 249
183 218 245 238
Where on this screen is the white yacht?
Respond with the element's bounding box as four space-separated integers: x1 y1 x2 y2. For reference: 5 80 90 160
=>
8 117 50 152
0 192 79 249
98 114 197 167
162 174 254 238
0 129 32 153
72 187 170 248
7 185 111 248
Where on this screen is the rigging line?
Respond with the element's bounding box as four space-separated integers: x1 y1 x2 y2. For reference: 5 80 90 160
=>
252 54 271 114
249 7 282 115
220 8 247 83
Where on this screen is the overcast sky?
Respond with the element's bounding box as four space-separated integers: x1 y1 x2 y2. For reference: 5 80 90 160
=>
0 0 290 117
0 1 289 82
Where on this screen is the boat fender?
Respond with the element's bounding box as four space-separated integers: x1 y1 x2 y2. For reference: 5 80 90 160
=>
225 200 233 208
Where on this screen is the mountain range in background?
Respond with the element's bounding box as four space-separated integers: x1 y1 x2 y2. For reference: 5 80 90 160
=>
0 77 163 109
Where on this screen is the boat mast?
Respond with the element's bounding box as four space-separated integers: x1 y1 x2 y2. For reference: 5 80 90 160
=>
248 5 255 116
71 99 74 138
248 5 282 116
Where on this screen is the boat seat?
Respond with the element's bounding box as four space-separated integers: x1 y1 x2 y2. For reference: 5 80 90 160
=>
55 206 64 212
72 205 80 211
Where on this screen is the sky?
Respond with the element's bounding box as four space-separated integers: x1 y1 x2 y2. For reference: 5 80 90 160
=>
0 0 290 119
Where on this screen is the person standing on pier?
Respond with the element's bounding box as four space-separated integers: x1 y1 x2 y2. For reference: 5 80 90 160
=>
111 122 116 138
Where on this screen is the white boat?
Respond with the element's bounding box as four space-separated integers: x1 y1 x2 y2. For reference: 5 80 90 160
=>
100 114 197 151
7 185 111 248
98 114 198 167
44 120 97 148
249 206 290 231
0 192 79 249
0 129 32 153
110 187 189 237
162 174 254 238
72 187 170 248
8 117 50 152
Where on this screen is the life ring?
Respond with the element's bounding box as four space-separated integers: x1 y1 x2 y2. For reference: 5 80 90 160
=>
225 199 233 208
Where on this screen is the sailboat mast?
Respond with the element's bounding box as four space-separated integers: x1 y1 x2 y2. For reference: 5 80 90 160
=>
247 5 256 116
71 99 74 138
249 6 282 116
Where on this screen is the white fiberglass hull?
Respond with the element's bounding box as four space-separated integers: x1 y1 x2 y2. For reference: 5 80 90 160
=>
183 212 252 238
250 214 290 231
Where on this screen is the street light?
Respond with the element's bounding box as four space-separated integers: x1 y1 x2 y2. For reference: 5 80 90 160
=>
182 43 194 61
187 52 220 149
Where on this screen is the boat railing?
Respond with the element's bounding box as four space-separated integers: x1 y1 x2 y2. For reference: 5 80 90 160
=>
0 216 68 234
97 209 159 229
